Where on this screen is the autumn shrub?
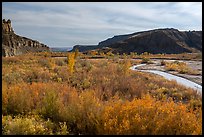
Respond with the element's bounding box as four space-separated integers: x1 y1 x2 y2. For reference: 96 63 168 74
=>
76 60 93 73
100 95 202 135
61 90 103 134
67 70 92 90
15 67 53 84
121 59 131 75
55 66 70 82
55 58 65 66
2 81 9 114
4 71 24 85
75 91 103 134
106 51 114 57
165 62 177 71
121 53 127 59
56 122 70 135
88 62 148 101
2 82 28 115
67 52 76 74
39 88 103 135
112 56 120 63
2 115 53 135
164 61 199 75
37 69 52 82
99 52 105 57
38 58 52 68
89 50 98 56
188 99 202 111
40 90 60 121
2 56 21 64
2 115 70 135
135 71 202 104
141 57 150 64
2 54 202 135
26 70 39 83
3 82 67 116
3 83 35 115
130 52 137 58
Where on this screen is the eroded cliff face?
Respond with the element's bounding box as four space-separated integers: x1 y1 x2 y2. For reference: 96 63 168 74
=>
2 19 50 57
72 28 202 54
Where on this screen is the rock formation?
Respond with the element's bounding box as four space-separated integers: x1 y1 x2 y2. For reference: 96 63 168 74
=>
72 28 202 54
2 19 50 57
71 45 98 52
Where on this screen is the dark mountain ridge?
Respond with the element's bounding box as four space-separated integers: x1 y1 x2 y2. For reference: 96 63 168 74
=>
72 28 202 54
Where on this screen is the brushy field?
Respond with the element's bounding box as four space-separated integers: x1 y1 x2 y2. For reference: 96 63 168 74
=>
163 61 200 75
2 52 202 135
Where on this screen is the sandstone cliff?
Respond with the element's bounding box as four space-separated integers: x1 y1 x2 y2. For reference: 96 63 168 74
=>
2 19 50 57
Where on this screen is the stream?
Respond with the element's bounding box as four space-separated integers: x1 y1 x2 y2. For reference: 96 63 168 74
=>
130 64 202 95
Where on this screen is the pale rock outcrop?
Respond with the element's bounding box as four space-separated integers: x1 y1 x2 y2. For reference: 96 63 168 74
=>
2 19 50 57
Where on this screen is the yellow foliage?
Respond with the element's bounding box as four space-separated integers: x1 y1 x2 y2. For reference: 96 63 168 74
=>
67 52 76 74
101 94 202 135
2 53 202 135
165 61 199 75
122 59 131 75
2 115 69 135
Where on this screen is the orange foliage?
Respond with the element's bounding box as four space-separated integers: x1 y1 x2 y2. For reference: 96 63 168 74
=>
2 53 202 135
101 95 202 135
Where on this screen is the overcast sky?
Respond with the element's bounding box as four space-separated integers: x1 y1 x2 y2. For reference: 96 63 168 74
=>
2 2 202 48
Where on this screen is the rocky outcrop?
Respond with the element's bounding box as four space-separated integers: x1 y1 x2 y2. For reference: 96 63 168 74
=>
72 28 202 54
2 19 50 57
71 45 98 52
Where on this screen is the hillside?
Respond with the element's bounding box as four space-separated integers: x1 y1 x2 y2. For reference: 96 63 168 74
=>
71 45 98 52
2 19 50 57
72 28 202 54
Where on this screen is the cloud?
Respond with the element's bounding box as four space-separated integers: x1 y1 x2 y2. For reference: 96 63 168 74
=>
2 2 202 47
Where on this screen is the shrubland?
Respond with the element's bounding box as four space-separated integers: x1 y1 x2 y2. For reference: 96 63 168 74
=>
163 61 200 75
34 51 202 61
2 52 202 135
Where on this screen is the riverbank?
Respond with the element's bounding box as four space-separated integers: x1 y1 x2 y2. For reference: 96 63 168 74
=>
135 59 202 86
130 64 202 94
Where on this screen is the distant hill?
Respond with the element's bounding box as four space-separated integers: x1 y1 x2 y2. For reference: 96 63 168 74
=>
50 47 73 52
71 45 98 52
72 28 202 54
2 19 50 57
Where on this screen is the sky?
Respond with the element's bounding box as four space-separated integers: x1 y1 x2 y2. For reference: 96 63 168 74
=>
2 2 202 48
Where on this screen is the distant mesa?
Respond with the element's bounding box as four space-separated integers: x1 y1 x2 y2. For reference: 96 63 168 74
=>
2 19 50 57
72 28 202 54
50 47 73 52
71 45 98 52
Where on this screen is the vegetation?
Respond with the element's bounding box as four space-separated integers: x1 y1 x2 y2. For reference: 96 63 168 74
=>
67 52 76 74
2 115 69 135
141 57 152 64
34 51 202 61
164 61 200 75
2 52 202 135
